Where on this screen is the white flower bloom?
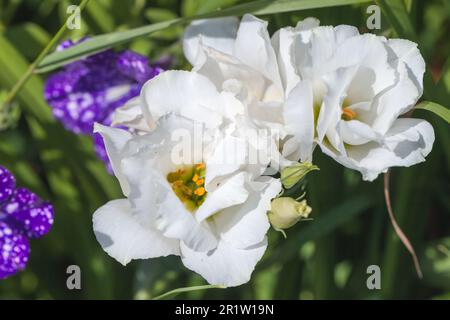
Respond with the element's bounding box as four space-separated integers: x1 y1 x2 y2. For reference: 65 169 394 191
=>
184 15 435 181
93 70 282 287
279 22 434 180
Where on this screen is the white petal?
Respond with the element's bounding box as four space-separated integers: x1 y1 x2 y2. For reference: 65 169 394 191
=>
283 80 314 162
332 34 396 96
112 97 153 133
318 66 358 142
288 24 357 82
233 14 283 94
93 199 179 265
387 39 425 93
94 124 133 196
371 57 422 134
180 237 267 287
334 24 359 40
295 17 320 30
196 172 249 222
214 177 281 249
270 18 320 95
183 17 239 66
293 26 336 79
195 47 269 102
204 134 248 184
321 118 434 181
141 71 224 129
339 120 379 145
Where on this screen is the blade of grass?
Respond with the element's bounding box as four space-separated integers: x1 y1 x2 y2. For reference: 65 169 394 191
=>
375 0 416 40
415 101 450 124
1 0 90 108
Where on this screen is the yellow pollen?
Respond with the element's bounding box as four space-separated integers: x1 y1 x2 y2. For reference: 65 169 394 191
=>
342 107 357 121
167 163 207 212
194 187 206 196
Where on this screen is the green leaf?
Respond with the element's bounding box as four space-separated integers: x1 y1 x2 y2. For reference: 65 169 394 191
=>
85 0 115 33
415 101 450 124
375 0 416 40
37 0 371 72
5 23 51 60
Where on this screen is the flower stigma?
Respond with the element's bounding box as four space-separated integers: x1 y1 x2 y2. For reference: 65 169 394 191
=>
341 107 357 121
167 163 207 212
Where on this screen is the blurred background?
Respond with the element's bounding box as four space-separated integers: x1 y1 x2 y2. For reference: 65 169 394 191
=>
0 0 449 299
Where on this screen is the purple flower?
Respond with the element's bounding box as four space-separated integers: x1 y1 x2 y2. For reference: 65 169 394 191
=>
0 166 54 280
44 39 167 171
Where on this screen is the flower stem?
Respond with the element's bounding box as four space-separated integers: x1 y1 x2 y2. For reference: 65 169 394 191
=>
383 170 423 278
152 284 225 300
1 0 90 108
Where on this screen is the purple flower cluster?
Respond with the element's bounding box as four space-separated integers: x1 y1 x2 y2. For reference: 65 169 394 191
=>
44 39 167 172
0 166 54 280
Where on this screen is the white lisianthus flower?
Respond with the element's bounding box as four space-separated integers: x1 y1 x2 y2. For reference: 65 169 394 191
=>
93 70 281 287
277 22 434 180
184 14 435 181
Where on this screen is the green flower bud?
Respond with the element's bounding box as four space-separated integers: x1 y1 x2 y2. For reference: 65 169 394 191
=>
268 197 312 231
280 162 319 189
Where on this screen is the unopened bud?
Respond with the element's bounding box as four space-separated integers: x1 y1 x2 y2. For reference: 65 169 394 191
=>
281 162 319 189
268 197 312 230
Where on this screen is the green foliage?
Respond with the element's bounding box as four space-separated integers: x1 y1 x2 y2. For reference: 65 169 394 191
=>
0 0 448 300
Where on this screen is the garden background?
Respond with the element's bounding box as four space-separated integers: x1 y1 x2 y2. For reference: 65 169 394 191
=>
0 0 449 299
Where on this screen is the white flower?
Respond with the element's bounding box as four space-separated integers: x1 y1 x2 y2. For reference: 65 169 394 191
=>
93 70 281 287
184 15 435 181
278 22 434 180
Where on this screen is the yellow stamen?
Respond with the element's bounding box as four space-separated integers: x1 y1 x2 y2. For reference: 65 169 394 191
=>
342 107 357 121
167 163 207 212
194 187 206 196
195 163 205 170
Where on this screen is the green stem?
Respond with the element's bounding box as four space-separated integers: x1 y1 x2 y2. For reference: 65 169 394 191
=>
2 0 90 107
152 284 225 300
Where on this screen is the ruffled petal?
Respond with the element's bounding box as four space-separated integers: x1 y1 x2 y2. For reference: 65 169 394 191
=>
93 199 179 266
180 237 267 287
320 118 434 181
183 17 239 66
214 177 281 249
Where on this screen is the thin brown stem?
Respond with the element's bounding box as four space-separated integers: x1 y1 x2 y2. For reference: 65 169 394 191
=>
384 170 423 278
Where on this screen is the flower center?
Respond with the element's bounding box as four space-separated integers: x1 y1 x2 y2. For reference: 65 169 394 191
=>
341 107 357 121
167 163 207 212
